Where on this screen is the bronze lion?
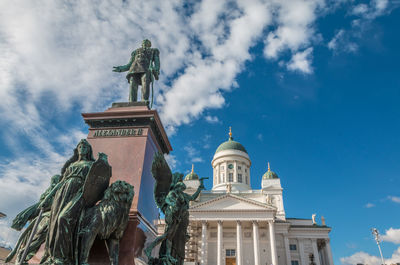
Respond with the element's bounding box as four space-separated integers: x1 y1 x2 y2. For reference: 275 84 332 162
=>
78 180 134 265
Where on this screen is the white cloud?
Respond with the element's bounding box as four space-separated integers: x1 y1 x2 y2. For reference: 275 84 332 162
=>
287 48 314 74
205 115 220 124
388 196 400 203
341 247 400 265
184 145 204 164
382 228 400 244
365 202 375 208
352 4 369 15
263 0 324 60
328 0 395 54
164 154 178 170
328 29 358 53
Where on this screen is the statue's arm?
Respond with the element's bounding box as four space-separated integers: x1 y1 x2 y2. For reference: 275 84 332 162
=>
153 49 160 73
113 51 135 72
189 180 205 201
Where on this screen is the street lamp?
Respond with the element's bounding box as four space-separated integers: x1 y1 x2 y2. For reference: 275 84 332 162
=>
372 228 385 265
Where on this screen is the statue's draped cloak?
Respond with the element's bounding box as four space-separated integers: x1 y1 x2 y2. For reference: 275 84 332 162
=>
45 160 93 264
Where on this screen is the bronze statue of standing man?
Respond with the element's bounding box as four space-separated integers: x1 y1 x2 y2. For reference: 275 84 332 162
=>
113 39 160 105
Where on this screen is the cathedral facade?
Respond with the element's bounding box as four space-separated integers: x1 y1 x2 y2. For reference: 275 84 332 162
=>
182 130 334 265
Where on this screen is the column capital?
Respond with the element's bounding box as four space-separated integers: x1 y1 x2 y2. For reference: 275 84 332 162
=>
252 220 259 225
218 220 223 225
268 219 275 224
236 220 242 225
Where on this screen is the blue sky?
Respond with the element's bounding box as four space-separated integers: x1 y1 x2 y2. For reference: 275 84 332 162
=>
0 0 400 264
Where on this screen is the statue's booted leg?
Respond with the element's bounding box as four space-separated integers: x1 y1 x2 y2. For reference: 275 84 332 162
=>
141 73 151 102
129 76 139 102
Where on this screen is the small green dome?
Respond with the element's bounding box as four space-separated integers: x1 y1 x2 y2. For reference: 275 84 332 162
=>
185 165 199 180
215 128 247 154
263 163 279 179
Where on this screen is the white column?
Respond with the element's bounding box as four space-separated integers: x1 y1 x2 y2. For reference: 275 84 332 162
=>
312 239 321 265
299 239 306 265
284 235 291 265
252 221 260 265
268 220 278 265
325 239 334 265
237 221 243 265
201 221 208 265
217 221 223 265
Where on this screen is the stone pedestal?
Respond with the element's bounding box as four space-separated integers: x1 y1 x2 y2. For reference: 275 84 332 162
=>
82 103 172 265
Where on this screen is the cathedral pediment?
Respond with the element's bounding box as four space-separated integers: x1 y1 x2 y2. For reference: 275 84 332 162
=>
190 194 276 212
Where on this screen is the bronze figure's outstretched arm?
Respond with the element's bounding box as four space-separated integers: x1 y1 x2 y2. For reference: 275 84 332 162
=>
112 51 135 73
189 177 207 201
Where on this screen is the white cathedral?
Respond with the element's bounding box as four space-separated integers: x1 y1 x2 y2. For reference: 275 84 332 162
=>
181 129 334 265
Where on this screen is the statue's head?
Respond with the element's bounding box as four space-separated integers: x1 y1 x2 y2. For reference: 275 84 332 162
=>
174 181 186 192
76 139 95 161
61 139 95 175
142 39 152 48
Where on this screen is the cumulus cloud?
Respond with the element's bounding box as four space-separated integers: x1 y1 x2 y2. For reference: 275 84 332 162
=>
287 47 314 73
381 228 400 244
341 247 400 265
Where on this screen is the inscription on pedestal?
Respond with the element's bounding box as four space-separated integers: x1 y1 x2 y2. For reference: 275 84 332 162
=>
93 128 143 137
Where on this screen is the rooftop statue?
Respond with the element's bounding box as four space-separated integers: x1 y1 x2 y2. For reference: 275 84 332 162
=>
8 139 134 265
145 153 206 265
113 39 160 107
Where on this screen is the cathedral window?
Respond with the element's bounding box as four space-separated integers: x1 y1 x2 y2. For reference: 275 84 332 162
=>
290 244 297 250
238 166 241 170
245 168 247 173
245 175 248 184
238 174 242 183
291 261 299 265
221 165 224 170
228 173 233 182
226 249 236 257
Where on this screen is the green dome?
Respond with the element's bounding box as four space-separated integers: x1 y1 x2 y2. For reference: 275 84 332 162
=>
184 165 199 180
215 132 248 155
263 163 279 179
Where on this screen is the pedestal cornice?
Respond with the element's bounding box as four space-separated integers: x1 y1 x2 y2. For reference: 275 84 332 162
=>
82 104 172 154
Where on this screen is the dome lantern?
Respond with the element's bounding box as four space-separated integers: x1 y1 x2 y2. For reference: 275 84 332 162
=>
263 162 279 180
185 164 199 181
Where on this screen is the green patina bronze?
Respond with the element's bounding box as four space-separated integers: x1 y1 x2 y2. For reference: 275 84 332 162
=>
79 180 134 265
113 39 160 105
145 153 205 265
6 174 61 264
8 140 134 265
